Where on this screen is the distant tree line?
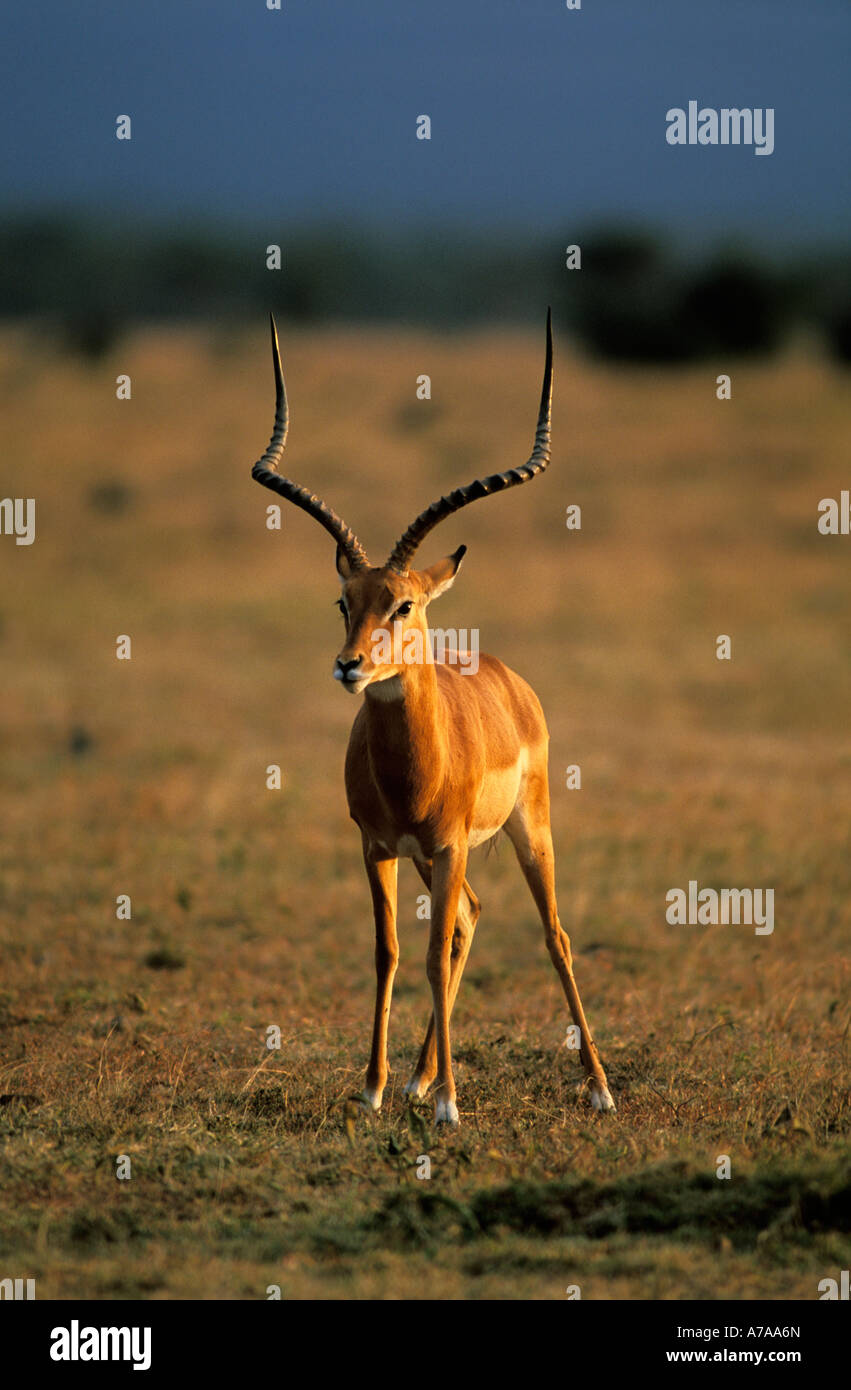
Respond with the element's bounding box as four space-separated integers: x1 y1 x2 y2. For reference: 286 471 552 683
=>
0 213 848 364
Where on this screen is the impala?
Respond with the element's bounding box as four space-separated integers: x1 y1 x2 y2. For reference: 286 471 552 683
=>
250 312 615 1124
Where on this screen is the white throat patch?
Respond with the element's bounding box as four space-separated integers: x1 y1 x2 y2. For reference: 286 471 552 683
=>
366 675 404 702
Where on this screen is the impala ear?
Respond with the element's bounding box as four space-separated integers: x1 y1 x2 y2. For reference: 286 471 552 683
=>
422 545 466 600
336 544 354 582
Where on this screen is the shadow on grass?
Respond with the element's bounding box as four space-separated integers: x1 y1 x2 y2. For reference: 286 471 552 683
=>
367 1158 851 1251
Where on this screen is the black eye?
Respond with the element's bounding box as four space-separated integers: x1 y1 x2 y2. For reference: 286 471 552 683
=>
394 601 413 618
336 599 347 618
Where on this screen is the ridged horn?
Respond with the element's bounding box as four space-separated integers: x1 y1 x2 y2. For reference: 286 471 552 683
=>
385 308 553 573
251 315 370 572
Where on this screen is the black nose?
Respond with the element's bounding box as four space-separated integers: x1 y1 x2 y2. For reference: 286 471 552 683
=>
335 656 362 681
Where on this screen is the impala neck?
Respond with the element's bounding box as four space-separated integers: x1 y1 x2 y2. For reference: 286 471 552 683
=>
363 659 448 806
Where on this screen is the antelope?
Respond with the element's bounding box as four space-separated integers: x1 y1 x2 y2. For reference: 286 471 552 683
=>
250 311 615 1125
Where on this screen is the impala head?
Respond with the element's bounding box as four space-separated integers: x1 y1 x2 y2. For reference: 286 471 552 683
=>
250 310 552 696
333 546 466 694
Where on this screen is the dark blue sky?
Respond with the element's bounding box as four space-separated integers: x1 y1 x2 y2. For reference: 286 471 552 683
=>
2 0 848 249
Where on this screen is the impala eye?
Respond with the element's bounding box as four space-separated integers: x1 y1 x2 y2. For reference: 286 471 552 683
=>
394 601 413 619
336 599 347 618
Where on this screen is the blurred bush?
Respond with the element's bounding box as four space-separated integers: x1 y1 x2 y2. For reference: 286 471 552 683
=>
563 231 691 362
561 232 792 361
0 213 846 364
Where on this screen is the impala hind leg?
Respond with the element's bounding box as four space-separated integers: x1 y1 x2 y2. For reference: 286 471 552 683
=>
361 839 399 1112
404 860 480 1102
505 782 615 1113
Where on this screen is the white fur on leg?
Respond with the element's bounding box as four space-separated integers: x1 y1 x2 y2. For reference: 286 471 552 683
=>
590 1083 616 1113
361 1087 383 1112
403 1075 429 1100
434 1097 459 1127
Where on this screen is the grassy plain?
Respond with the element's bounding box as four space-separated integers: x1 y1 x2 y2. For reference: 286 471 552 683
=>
0 322 848 1298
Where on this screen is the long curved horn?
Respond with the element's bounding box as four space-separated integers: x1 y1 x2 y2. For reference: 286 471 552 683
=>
385 308 553 573
251 315 371 572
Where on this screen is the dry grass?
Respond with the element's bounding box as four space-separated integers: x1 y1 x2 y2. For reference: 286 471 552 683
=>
0 322 849 1299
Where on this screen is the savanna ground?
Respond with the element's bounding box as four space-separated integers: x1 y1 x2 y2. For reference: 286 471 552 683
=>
0 321 849 1300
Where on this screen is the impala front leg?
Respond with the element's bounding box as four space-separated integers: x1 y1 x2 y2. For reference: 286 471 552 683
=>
362 840 399 1113
404 860 480 1100
427 843 468 1126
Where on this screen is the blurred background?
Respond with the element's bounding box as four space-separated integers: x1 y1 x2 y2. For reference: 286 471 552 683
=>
0 0 849 1300
0 0 849 358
